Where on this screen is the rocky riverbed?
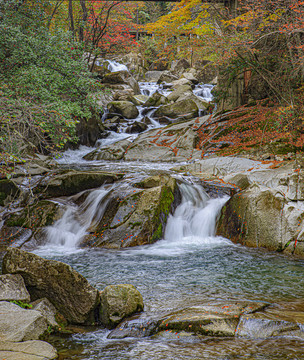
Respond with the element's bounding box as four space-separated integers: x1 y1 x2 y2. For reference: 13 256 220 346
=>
1 58 304 359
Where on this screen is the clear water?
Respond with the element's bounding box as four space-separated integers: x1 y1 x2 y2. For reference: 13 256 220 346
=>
30 63 304 358
34 184 304 359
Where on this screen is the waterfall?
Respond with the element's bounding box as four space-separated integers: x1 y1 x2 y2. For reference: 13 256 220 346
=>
39 181 229 254
107 60 128 72
44 187 112 250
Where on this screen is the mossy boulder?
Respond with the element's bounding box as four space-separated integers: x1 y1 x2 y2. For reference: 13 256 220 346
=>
167 84 193 102
217 184 303 253
107 101 139 119
5 200 61 230
153 99 199 120
83 139 131 161
99 284 144 329
2 248 100 325
82 175 181 248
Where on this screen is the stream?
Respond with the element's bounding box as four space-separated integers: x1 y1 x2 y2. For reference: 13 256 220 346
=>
24 61 304 359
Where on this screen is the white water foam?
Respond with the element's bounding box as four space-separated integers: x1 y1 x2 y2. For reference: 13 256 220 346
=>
121 183 231 257
37 187 112 255
107 59 128 72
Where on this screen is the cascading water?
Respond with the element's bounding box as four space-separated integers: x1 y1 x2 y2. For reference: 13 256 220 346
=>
44 186 112 251
107 59 128 72
27 59 304 359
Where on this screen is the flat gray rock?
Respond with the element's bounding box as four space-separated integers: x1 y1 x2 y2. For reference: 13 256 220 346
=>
0 340 57 360
0 301 48 342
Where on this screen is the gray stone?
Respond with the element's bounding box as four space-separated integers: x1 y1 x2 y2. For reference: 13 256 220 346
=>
144 71 163 82
0 274 30 303
107 101 139 119
100 284 144 328
30 298 58 327
167 84 193 102
2 248 99 325
102 70 140 94
0 301 48 342
159 301 268 337
0 340 57 360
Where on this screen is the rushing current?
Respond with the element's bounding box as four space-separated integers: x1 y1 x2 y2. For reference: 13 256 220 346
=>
30 64 304 359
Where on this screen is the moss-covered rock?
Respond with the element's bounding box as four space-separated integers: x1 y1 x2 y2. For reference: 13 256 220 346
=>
99 284 144 329
142 91 169 107
107 101 139 119
82 175 181 248
153 99 199 120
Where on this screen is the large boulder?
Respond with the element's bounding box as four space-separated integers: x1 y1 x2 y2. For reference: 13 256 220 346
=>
82 175 181 248
144 71 163 82
181 72 199 84
0 301 48 342
102 70 140 95
99 284 144 329
153 99 199 119
158 301 267 337
171 58 191 75
0 274 30 303
107 101 139 119
0 340 57 360
2 248 100 325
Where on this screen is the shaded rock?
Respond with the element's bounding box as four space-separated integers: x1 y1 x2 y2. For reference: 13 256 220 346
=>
181 72 199 84
195 62 217 83
149 58 168 71
102 70 140 95
0 301 48 341
171 58 190 75
30 298 58 327
218 185 290 251
154 99 199 120
0 274 30 303
0 340 57 360
2 248 99 325
177 93 208 111
144 71 163 82
35 170 123 198
0 179 20 206
100 284 144 329
112 89 135 102
126 121 148 134
143 91 168 107
107 101 139 119
75 112 105 147
157 71 178 84
0 226 33 250
159 301 268 337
